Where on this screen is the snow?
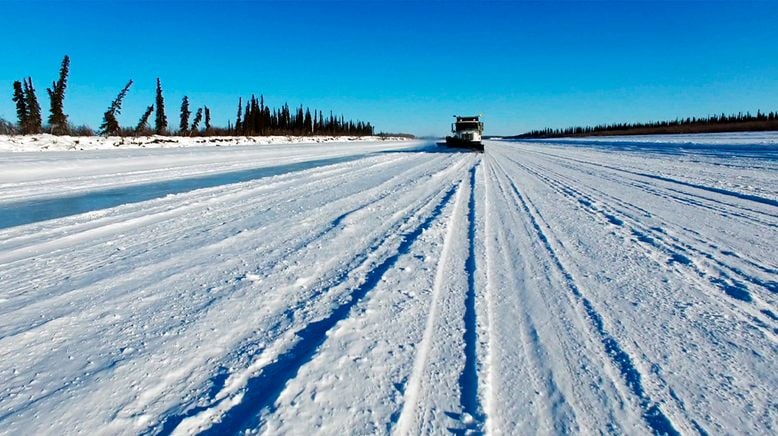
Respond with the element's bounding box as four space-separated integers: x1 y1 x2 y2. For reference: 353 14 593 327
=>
0 134 409 153
0 133 776 434
532 131 778 146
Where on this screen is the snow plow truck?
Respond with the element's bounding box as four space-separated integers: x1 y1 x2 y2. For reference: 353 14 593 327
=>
443 115 484 151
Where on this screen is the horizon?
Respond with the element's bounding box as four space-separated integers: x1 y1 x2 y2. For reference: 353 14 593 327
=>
2 1 778 137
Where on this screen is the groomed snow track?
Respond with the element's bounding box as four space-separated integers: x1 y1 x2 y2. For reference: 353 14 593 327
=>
0 137 775 434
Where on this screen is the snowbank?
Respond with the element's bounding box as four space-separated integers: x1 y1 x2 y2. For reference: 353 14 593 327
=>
0 134 409 152
525 130 778 145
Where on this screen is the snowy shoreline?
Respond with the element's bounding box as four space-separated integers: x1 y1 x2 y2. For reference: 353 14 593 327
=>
0 134 411 152
513 130 778 145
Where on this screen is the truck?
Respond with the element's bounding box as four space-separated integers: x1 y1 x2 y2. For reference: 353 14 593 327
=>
444 115 484 151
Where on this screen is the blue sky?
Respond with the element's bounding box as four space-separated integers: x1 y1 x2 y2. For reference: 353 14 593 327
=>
2 0 777 136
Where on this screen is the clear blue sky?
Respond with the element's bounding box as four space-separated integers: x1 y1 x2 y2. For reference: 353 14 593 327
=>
2 0 777 136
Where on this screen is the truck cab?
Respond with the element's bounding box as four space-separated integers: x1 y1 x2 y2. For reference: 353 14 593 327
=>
444 115 484 151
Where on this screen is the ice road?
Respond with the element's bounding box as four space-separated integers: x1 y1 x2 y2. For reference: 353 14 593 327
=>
0 134 776 434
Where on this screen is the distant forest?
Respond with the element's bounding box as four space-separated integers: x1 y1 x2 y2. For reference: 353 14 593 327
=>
513 110 778 138
5 55 376 137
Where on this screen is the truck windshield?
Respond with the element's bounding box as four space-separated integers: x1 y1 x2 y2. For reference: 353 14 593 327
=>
455 122 480 131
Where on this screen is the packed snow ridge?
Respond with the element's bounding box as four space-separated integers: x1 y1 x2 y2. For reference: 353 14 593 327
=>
0 134 409 152
0 133 775 435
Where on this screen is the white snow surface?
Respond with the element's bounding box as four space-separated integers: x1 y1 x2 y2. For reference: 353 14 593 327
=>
0 134 408 153
533 130 778 146
0 134 776 435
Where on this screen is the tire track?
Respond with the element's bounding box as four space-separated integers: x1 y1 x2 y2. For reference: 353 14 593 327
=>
0 153 412 263
0 152 407 304
485 156 622 433
394 170 472 435
156 157 474 434
501 149 777 288
0 155 374 230
0 154 448 319
489 199 573 431
521 148 777 223
459 163 483 431
480 158 498 436
527 158 778 283
392 161 485 435
488 154 681 435
1 152 467 433
496 150 778 336
510 147 775 230
170 183 462 435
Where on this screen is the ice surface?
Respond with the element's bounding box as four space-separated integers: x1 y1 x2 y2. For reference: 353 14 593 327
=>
0 133 775 434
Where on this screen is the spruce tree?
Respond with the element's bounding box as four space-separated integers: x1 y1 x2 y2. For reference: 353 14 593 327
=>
246 94 262 135
12 81 29 134
154 78 168 135
47 55 70 134
204 106 212 134
189 107 203 136
179 96 190 135
295 105 304 133
244 101 251 134
99 80 133 136
235 97 242 134
304 108 312 134
24 78 43 134
259 95 265 134
135 105 154 135
263 105 270 134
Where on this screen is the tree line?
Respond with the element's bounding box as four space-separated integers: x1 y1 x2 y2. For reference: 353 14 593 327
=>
233 95 373 136
8 55 375 137
514 110 778 138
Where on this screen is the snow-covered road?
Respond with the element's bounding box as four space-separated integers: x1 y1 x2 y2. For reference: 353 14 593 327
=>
0 136 776 434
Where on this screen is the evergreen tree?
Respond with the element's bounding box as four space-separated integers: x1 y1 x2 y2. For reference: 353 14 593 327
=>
135 105 154 135
259 95 265 134
295 105 304 133
24 78 43 134
0 118 15 135
12 81 29 134
99 80 133 136
251 97 260 134
154 78 168 134
517 107 778 138
244 101 251 134
304 108 312 134
190 107 203 135
46 55 70 135
178 94 378 137
204 106 212 133
179 96 191 134
263 105 270 134
235 97 242 134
